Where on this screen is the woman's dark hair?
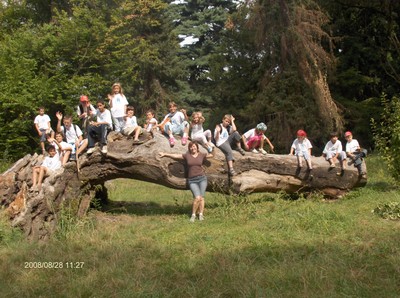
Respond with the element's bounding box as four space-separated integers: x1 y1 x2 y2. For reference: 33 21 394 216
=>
188 141 199 151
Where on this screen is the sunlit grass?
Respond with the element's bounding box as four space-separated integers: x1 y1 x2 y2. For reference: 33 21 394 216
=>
1 155 400 296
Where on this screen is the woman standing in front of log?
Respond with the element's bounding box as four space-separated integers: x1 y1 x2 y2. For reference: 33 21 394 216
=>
159 141 209 222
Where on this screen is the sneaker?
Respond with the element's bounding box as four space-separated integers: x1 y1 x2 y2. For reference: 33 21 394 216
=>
260 149 267 155
207 146 213 153
329 163 336 168
181 136 188 146
336 169 344 176
169 137 175 147
190 214 196 222
229 168 237 176
238 148 245 156
70 153 76 161
252 149 259 154
133 139 144 144
87 147 95 154
199 214 204 221
101 145 108 154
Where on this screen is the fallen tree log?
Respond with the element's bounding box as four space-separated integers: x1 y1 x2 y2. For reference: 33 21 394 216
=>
0 132 367 240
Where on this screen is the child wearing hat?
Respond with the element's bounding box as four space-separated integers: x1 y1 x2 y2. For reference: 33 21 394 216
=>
289 129 313 170
344 131 367 177
242 122 273 155
76 95 96 137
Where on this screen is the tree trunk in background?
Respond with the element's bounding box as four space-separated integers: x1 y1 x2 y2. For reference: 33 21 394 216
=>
0 132 366 241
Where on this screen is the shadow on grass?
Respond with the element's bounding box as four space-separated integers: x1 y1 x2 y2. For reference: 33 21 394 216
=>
101 200 224 216
365 181 399 192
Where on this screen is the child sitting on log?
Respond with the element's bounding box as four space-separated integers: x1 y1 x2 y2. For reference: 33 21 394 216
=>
122 106 143 143
189 111 214 153
289 129 313 170
344 131 367 177
31 145 62 192
214 114 245 176
159 101 190 147
323 132 346 176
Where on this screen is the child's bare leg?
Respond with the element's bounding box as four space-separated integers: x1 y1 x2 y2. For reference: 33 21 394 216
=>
306 158 312 169
134 127 141 141
32 167 40 187
62 151 71 165
37 167 47 189
41 142 45 153
296 155 303 167
77 140 88 155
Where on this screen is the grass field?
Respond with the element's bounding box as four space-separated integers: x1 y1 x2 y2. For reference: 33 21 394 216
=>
1 156 400 297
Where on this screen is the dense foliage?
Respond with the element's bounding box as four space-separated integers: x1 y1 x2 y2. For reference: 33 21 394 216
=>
0 0 399 166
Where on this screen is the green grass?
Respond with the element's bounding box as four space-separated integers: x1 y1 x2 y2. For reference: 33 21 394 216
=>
1 156 400 297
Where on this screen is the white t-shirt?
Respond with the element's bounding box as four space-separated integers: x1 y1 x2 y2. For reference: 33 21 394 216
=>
124 116 138 129
110 94 128 118
214 124 230 147
96 109 113 129
145 117 158 132
42 155 62 171
50 141 73 159
291 138 312 155
191 123 205 138
163 111 185 126
60 125 83 144
323 140 343 155
34 114 51 130
243 128 267 140
346 139 360 153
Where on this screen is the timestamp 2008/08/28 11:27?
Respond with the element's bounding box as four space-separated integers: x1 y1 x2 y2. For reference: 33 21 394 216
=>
24 262 85 269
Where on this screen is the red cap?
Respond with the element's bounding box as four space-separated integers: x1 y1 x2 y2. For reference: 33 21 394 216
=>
344 131 352 137
297 129 307 137
80 95 89 102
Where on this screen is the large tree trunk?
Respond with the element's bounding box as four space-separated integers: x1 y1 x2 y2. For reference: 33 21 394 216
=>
0 132 366 240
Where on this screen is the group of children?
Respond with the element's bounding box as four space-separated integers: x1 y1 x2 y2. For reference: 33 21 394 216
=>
31 83 367 191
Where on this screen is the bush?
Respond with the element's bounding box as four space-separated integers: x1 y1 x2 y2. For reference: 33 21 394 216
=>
372 95 400 180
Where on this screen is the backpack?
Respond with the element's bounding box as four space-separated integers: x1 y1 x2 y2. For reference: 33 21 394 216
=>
62 124 79 143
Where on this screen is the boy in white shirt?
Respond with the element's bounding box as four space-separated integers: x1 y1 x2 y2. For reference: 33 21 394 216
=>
122 106 143 143
87 99 113 154
323 132 346 175
34 107 54 155
56 112 88 159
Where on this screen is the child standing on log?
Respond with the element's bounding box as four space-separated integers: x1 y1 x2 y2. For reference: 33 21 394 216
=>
214 114 245 176
34 107 54 155
107 83 128 133
289 129 313 170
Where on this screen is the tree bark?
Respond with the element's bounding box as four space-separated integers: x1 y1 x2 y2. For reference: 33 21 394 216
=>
0 132 367 240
